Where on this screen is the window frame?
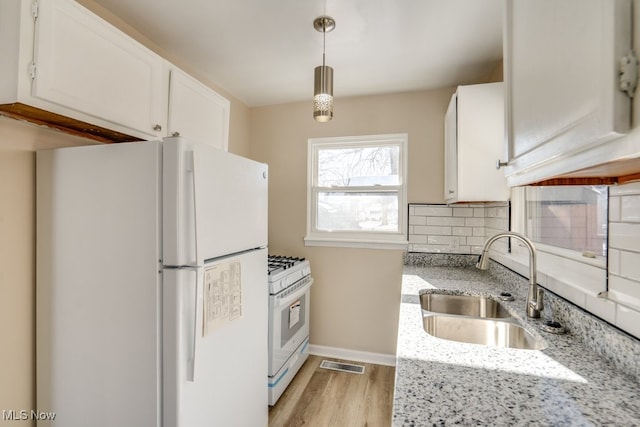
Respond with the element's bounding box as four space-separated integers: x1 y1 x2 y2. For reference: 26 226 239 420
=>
523 185 608 260
304 134 409 250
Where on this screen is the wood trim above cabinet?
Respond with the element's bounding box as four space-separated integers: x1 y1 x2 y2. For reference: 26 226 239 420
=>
526 157 640 186
529 177 619 186
0 103 142 143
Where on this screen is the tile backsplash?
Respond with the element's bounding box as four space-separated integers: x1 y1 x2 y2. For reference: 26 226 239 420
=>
409 184 640 341
408 202 509 254
608 182 640 317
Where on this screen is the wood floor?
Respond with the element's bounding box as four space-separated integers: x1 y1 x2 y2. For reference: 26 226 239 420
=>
268 355 396 427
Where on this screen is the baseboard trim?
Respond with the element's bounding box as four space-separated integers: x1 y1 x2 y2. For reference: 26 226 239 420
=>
309 344 397 367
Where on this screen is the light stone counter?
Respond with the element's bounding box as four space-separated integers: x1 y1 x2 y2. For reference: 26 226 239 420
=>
393 254 640 427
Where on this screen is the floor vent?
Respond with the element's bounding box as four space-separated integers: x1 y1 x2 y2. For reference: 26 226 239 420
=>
320 360 365 374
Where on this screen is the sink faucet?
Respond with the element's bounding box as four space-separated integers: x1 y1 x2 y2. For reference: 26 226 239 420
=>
476 231 544 318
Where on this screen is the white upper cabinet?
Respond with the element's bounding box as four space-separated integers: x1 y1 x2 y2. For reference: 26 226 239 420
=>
167 68 230 151
503 0 633 186
0 0 166 141
33 0 166 140
0 0 230 146
445 83 508 203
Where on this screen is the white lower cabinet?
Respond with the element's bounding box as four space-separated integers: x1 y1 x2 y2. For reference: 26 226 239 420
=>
168 68 230 151
444 82 508 203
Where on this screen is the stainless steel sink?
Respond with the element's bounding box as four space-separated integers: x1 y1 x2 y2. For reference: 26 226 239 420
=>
422 314 546 350
420 293 511 319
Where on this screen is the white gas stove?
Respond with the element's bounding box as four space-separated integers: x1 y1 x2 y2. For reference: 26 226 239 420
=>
267 255 312 405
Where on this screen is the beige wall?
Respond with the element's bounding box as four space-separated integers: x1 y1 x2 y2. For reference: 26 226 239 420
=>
0 150 34 423
250 88 454 355
489 60 504 82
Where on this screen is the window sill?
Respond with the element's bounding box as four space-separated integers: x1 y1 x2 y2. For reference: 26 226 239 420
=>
304 235 409 250
534 242 606 269
505 239 606 269
489 243 606 298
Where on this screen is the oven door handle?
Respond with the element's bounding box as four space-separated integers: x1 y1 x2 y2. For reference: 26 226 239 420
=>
276 278 313 308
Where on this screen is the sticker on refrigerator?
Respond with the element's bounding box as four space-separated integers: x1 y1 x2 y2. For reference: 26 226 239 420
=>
289 300 301 328
203 261 243 337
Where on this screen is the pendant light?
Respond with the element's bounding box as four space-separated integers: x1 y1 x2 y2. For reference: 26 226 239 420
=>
313 16 335 122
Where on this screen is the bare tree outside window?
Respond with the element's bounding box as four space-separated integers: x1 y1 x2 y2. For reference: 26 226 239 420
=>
317 146 400 187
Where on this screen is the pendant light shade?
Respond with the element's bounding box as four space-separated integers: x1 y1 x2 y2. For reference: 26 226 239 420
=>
313 16 335 122
314 65 333 122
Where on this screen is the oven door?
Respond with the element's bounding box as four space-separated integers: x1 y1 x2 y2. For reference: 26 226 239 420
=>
268 276 313 376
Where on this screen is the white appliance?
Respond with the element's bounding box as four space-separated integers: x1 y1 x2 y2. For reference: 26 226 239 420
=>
36 137 268 427
267 256 312 405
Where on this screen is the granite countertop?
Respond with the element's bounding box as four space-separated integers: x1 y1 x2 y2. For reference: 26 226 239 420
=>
393 254 640 427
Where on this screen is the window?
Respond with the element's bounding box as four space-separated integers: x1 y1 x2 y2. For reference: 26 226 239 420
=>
305 134 408 249
525 186 608 258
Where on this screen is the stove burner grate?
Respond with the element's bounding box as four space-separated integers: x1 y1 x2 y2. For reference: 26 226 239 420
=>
267 255 306 275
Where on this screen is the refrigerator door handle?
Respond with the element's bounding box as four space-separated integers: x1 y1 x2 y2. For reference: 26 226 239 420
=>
186 267 202 382
186 150 201 267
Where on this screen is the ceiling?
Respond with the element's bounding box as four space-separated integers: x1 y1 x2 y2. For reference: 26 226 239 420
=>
90 0 503 107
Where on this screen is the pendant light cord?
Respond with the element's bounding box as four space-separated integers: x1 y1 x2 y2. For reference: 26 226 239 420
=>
322 20 326 68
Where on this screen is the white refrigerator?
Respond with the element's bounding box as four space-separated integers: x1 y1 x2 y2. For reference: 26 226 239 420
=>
36 137 268 427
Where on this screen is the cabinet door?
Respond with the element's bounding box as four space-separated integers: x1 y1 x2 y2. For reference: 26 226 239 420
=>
457 83 508 201
445 83 508 203
167 68 230 151
32 0 165 139
444 93 458 202
503 0 631 185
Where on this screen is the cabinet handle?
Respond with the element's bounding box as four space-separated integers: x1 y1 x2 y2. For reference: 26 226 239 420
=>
153 124 162 132
172 131 181 137
496 160 508 170
448 190 455 194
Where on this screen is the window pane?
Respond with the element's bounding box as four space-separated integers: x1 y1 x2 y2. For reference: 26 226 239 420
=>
525 186 608 256
317 192 399 232
317 145 400 187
